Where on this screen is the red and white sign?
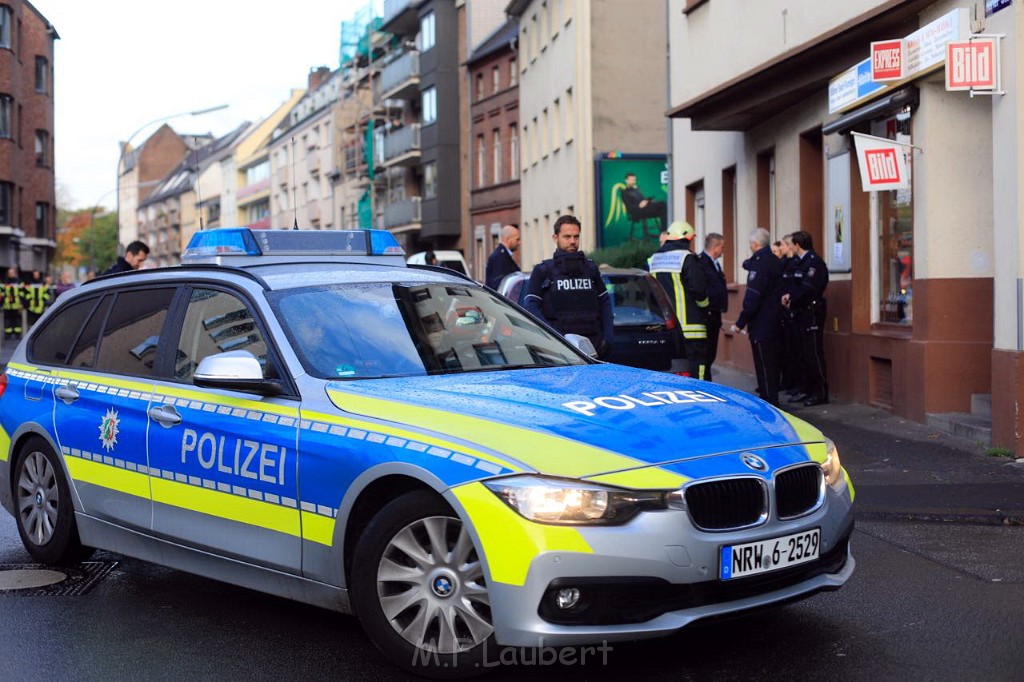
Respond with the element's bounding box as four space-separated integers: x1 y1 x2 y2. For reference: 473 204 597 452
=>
853 133 910 192
871 39 906 81
946 40 996 91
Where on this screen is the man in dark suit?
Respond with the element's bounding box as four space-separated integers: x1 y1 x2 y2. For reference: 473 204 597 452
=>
698 232 728 381
621 173 667 230
484 224 521 290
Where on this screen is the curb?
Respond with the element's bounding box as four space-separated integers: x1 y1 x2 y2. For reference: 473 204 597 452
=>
855 508 1024 526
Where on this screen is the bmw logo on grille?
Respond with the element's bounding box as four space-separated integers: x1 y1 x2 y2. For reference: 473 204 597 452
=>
741 453 768 472
432 575 454 597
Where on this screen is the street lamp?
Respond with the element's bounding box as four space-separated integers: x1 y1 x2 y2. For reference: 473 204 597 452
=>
115 104 230 249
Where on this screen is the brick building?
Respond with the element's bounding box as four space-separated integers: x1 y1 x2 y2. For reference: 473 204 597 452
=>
0 0 57 273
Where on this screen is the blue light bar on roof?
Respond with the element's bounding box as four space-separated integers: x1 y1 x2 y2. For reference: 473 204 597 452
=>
183 227 405 259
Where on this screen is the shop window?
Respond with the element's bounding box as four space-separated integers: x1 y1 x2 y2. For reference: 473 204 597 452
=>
874 109 913 325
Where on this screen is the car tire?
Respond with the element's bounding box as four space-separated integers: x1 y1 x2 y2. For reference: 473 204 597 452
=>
351 489 494 678
13 436 94 565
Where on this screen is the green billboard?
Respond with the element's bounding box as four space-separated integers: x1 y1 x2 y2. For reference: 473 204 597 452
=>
594 154 669 249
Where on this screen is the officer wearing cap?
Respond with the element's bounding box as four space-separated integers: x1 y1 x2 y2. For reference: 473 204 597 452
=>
524 215 614 357
782 230 829 406
650 220 710 379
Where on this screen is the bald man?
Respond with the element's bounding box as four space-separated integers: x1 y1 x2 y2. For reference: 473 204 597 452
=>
485 223 521 290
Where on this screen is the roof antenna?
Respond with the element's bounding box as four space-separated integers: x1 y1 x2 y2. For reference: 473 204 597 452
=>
291 136 299 229
193 140 205 230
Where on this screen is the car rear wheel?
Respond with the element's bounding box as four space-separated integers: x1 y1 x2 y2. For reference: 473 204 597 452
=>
352 489 494 678
14 436 93 565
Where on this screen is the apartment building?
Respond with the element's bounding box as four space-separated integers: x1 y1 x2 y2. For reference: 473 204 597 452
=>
506 0 668 269
466 18 520 281
196 122 252 231
378 0 463 253
117 125 192 250
236 90 305 230
270 67 340 230
0 0 57 272
669 0 1024 452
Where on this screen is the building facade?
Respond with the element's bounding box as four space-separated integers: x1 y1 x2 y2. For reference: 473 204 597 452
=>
0 0 57 273
507 0 669 268
466 19 521 282
669 0 1023 453
117 124 191 250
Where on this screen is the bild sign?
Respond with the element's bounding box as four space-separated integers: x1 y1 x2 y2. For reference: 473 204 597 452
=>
852 133 910 192
946 40 996 91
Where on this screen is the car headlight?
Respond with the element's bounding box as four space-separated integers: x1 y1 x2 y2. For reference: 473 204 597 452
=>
821 438 845 489
483 476 667 525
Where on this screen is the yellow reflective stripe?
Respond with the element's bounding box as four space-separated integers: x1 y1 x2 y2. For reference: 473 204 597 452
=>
0 424 10 462
302 408 520 473
65 457 151 499
671 273 686 324
587 467 687 489
696 297 710 308
151 477 300 537
329 391 649 478
452 481 592 587
301 510 336 546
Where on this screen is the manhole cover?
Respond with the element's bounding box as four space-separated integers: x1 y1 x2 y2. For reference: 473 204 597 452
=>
0 561 118 596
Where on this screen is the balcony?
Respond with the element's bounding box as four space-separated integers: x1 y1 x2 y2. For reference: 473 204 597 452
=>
380 51 419 100
307 154 320 175
383 196 421 229
381 124 421 166
274 167 290 188
307 203 321 224
382 0 421 35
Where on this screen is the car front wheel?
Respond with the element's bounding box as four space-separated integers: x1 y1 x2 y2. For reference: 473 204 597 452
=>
14 436 93 565
352 489 494 678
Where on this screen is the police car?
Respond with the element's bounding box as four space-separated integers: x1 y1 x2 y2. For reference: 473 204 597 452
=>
0 228 854 676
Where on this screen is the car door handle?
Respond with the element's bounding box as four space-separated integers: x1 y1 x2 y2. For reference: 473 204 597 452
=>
55 384 80 404
148 404 182 427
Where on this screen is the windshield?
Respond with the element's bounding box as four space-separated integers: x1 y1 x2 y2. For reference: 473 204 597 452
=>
603 274 667 326
270 282 587 379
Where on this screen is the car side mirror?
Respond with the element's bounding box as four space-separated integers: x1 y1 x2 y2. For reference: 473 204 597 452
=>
564 333 598 358
193 350 282 396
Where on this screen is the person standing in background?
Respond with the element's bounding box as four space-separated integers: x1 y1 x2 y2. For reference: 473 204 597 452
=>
698 233 728 381
485 224 521 290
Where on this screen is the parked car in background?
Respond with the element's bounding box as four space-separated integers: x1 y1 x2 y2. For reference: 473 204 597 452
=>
498 266 680 371
407 250 469 276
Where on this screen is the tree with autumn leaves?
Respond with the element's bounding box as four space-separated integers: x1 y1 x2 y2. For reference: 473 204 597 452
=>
55 207 118 276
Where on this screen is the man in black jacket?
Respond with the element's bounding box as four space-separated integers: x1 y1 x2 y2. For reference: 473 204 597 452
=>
524 215 613 357
484 224 520 290
103 240 149 275
731 228 784 407
650 220 709 379
782 230 830 406
698 232 728 381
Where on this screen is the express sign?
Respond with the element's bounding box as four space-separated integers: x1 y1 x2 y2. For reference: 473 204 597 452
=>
871 40 905 81
946 40 996 91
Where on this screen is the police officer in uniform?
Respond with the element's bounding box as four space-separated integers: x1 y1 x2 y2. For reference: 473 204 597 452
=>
24 270 51 329
3 266 26 340
782 230 829 406
731 228 785 407
778 234 803 396
524 215 613 357
650 220 710 378
484 224 521 290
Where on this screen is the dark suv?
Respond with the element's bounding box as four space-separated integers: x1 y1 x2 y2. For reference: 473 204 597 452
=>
498 266 680 371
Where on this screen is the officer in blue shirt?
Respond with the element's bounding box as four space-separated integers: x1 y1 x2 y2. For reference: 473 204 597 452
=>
782 230 829 406
525 215 613 358
731 228 784 407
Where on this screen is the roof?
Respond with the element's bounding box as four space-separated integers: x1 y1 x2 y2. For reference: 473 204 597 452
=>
466 18 517 66
505 0 533 18
139 124 250 207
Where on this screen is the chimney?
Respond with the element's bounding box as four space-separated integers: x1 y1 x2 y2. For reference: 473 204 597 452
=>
308 66 331 92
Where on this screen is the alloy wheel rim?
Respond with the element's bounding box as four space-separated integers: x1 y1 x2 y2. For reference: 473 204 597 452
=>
377 515 493 654
16 451 59 546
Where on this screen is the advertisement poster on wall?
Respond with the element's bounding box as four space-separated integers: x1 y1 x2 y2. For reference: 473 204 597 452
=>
594 154 668 249
826 151 852 272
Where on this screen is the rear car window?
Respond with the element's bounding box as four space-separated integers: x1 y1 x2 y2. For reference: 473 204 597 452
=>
603 274 667 325
29 296 102 366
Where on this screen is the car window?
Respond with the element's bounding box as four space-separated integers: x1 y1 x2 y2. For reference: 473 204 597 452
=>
603 274 667 326
174 288 270 382
29 295 101 366
270 282 585 380
69 295 113 368
93 288 176 376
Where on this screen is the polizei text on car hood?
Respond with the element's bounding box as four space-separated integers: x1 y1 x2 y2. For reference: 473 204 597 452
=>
325 364 827 487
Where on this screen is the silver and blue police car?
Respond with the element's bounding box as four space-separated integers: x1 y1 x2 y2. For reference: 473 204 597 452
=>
0 228 854 676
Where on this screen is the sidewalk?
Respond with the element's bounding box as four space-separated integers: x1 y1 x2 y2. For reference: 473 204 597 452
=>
713 364 1024 526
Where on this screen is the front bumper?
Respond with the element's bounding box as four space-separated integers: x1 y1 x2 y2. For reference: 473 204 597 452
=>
450 479 855 648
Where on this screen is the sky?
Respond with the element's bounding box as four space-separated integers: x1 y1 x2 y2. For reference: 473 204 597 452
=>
35 0 371 211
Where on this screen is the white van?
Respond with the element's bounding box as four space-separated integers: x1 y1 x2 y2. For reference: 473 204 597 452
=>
406 250 469 276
